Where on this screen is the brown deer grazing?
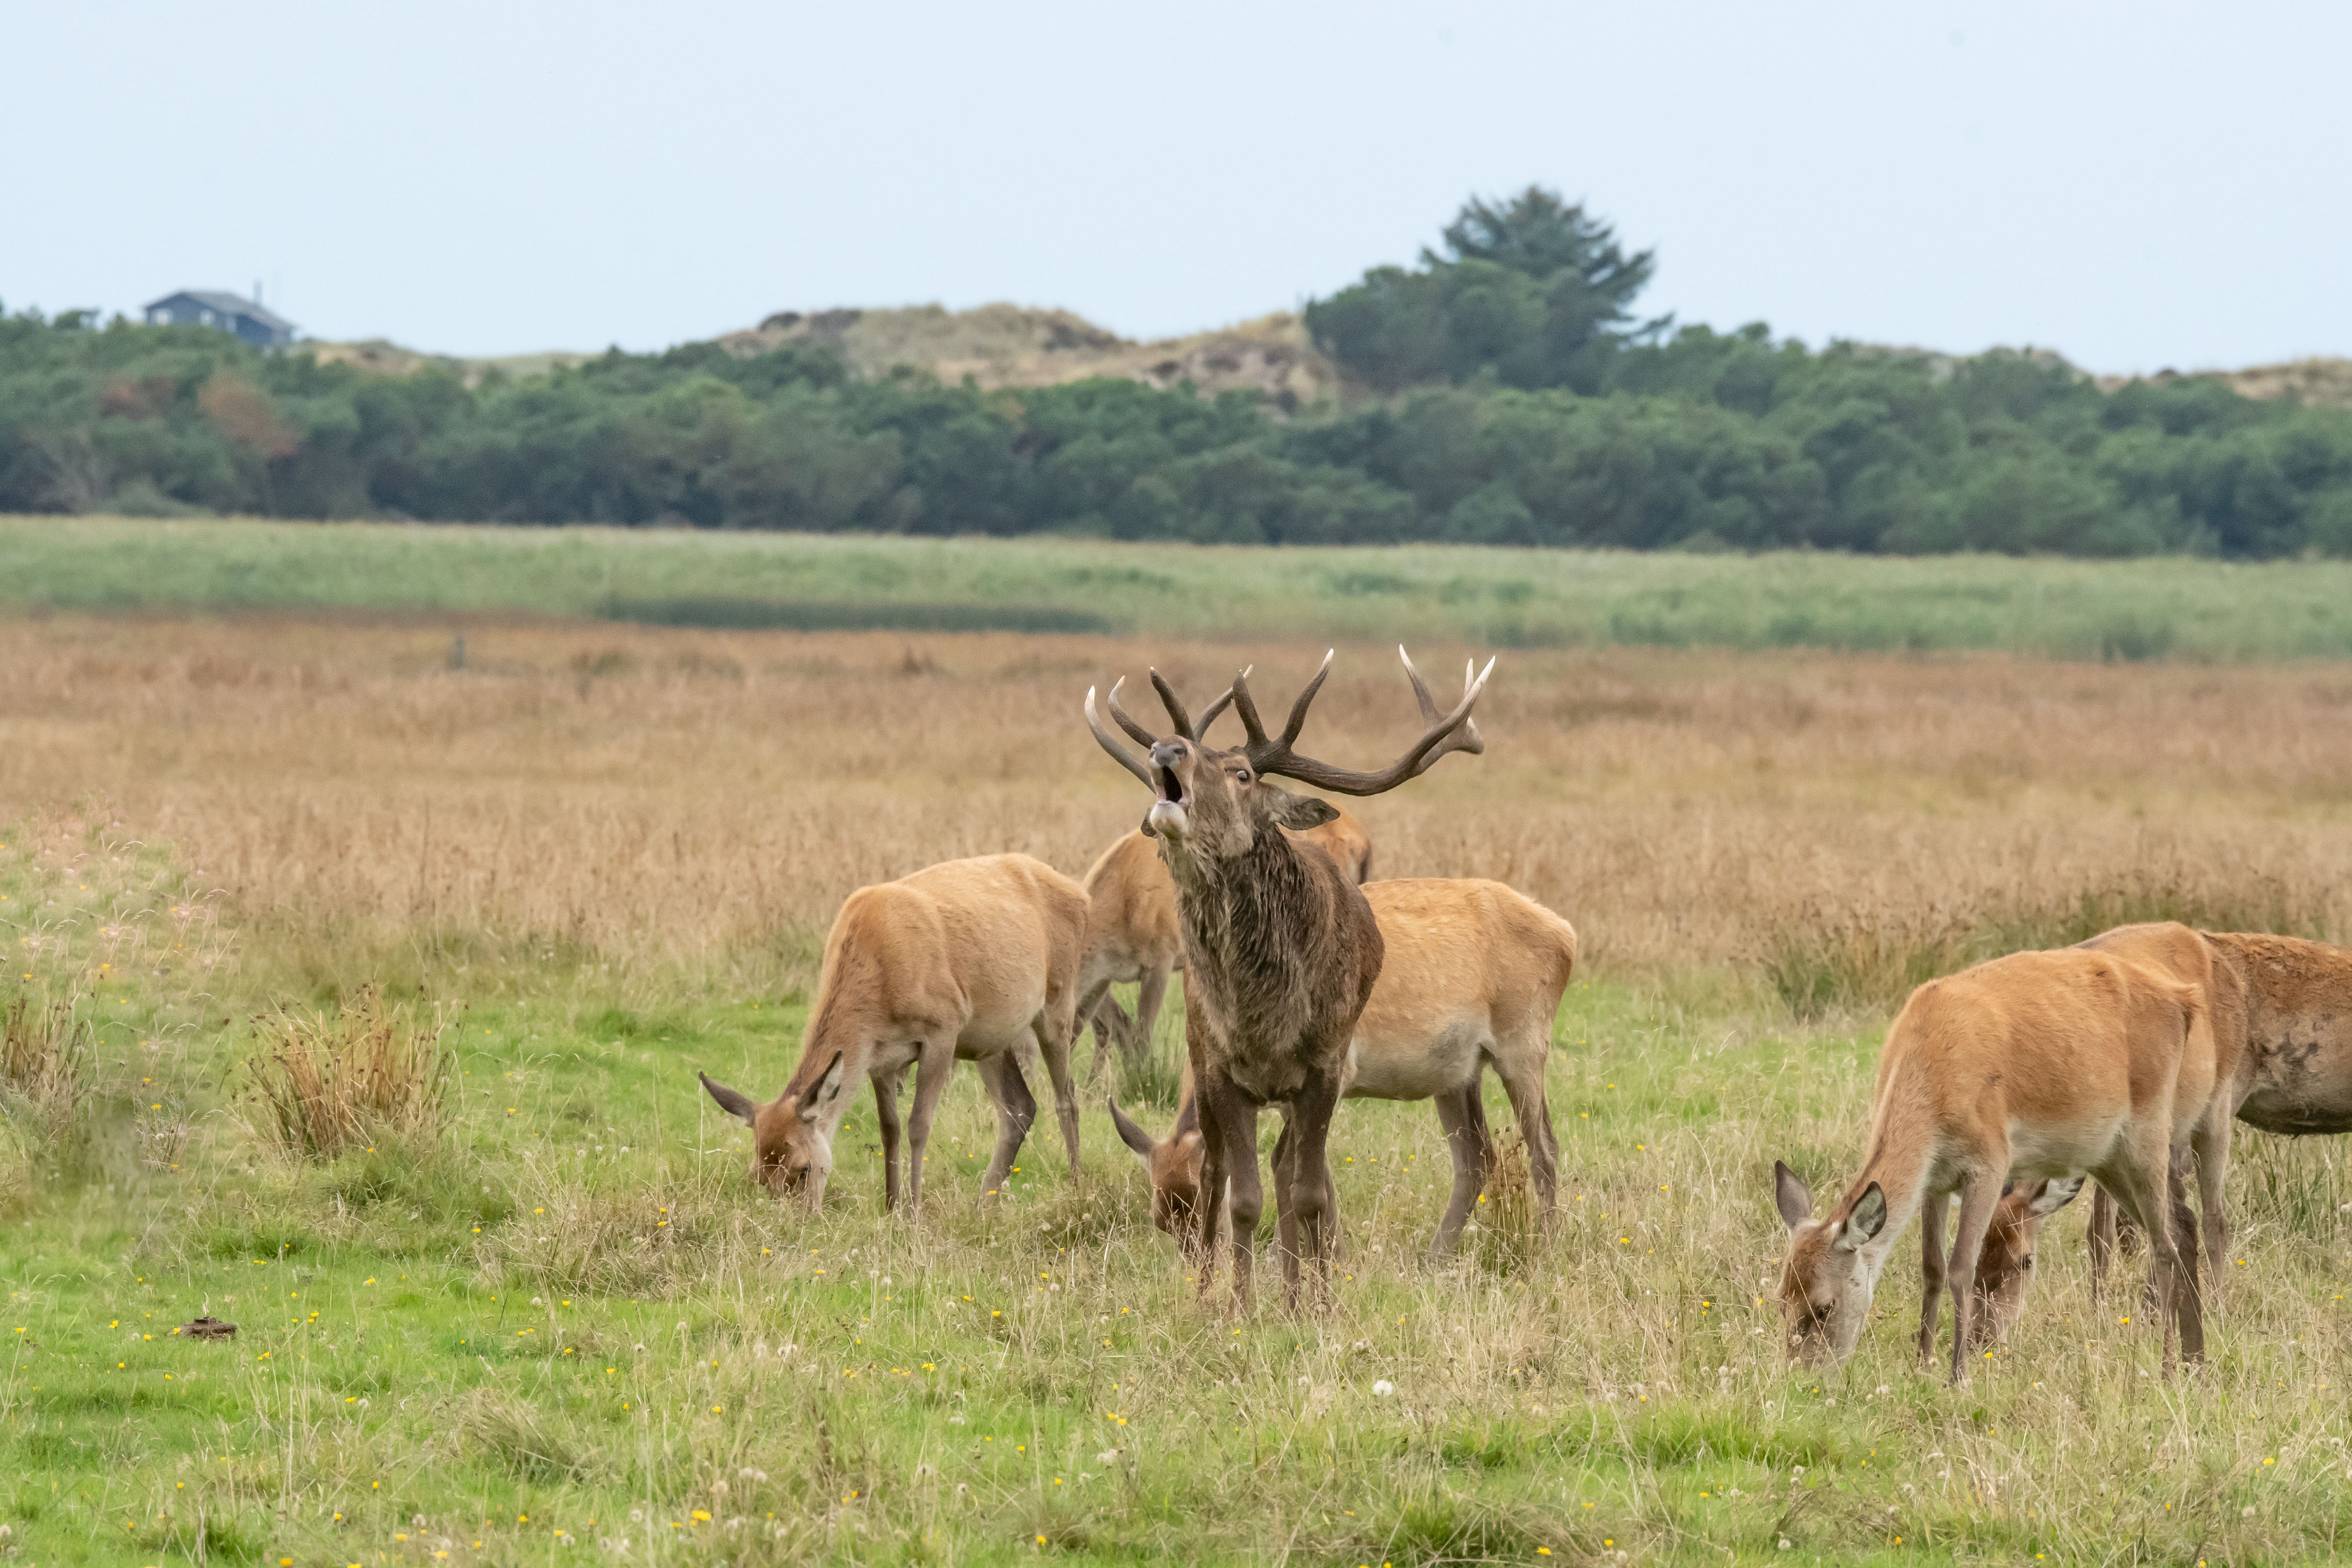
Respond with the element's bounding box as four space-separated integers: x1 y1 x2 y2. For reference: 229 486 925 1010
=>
1964 1177 2086 1346
1108 877 1577 1261
1773 945 2219 1381
1084 648 1493 1310
2053 924 2352 1303
1076 806 1375 1084
697 854 1086 1214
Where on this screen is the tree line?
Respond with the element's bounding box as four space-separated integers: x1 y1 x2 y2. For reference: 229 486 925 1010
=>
6 188 2350 556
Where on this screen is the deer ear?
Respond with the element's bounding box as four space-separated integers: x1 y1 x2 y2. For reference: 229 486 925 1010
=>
699 1071 760 1128
1773 1160 1814 1230
1838 1183 1888 1250
1268 791 1341 830
2027 1175 2086 1217
1107 1097 1157 1159
1137 810 1159 838
799 1052 846 1123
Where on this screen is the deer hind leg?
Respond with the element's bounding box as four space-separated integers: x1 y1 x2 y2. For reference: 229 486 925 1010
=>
2166 1147 2207 1363
1032 1011 1084 1183
1078 978 1121 1087
1491 1037 1560 1219
2100 1135 2200 1372
1128 963 1172 1078
1915 1189 1949 1368
1428 1087 1485 1262
973 1051 1037 1205
1944 1169 2003 1385
2087 1182 2116 1304
2193 1106 2234 1288
873 1068 905 1214
901 1038 958 1218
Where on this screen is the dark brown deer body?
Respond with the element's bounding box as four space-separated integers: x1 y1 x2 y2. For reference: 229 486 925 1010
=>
1084 650 1491 1311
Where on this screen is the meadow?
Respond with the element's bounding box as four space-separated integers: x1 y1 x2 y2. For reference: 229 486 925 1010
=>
4 602 2352 1565
18 515 2352 660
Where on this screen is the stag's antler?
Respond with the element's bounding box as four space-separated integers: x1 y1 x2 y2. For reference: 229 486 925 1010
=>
1399 648 1484 777
1089 666 1250 780
1227 646 1494 796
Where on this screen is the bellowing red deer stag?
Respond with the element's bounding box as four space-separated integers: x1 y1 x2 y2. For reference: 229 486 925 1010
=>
1084 647 1493 1310
1773 945 2219 1381
1075 656 1477 1083
698 854 1086 1213
1109 876 1577 1261
1077 806 1376 1083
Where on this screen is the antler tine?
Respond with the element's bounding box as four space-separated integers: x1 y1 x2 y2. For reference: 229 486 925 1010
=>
1277 649 1335 747
1250 650 1496 797
1399 646 1483 775
1085 683 1158 788
1147 668 1198 742
1104 677 1163 749
1195 666 1248 738
1228 666 1270 748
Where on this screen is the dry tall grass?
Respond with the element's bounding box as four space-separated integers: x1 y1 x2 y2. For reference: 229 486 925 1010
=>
246 985 454 1158
4 615 2350 1004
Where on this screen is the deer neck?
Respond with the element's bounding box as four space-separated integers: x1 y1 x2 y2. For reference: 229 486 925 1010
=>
1164 823 1340 1073
1844 1095 1940 1278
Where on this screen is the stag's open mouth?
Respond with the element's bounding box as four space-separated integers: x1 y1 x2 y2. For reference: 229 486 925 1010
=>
1148 763 1189 836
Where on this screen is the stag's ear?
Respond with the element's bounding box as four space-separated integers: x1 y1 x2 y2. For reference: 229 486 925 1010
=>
798 1052 846 1123
1773 1160 1814 1230
1107 1097 1157 1159
1267 790 1341 830
699 1071 760 1128
2027 1175 2086 1217
1838 1183 1888 1251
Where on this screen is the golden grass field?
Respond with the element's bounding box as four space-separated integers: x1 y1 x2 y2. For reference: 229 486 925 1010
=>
7 614 2352 1565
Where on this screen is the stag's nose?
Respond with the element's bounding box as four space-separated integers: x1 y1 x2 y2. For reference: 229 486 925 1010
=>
1149 741 1185 770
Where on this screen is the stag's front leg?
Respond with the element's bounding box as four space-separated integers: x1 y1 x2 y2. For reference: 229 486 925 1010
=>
1199 1073 1262 1314
1271 1112 1301 1300
901 1039 958 1217
1285 1064 1344 1313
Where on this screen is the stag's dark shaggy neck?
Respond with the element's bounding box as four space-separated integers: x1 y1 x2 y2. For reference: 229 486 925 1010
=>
1161 814 1380 1105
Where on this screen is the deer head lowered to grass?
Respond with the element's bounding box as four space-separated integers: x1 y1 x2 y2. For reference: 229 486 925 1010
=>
698 853 1087 1214
1773 944 2221 1383
1083 646 1493 1311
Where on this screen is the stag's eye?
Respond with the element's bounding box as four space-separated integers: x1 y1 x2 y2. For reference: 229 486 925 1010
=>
1232 768 1250 783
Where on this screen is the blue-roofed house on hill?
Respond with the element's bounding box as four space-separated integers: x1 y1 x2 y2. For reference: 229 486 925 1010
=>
143 289 296 349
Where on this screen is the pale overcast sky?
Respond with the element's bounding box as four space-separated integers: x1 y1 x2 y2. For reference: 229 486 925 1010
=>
4 1 2344 372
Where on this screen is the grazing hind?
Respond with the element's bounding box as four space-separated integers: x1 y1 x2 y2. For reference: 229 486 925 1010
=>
698 854 1086 1214
1774 945 2218 1381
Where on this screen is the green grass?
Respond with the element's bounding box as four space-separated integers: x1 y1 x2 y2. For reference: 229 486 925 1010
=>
12 515 2352 660
10 825 2352 1564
